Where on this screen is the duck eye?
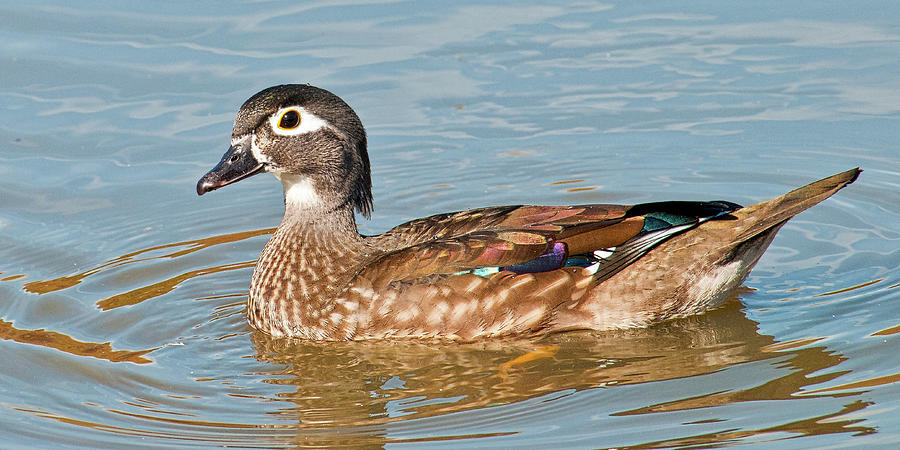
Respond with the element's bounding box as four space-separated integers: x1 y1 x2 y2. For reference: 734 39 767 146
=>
277 109 301 130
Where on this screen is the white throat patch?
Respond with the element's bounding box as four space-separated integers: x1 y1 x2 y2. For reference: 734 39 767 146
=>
276 173 322 209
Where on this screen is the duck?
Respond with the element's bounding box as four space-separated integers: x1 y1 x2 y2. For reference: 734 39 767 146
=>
197 84 860 341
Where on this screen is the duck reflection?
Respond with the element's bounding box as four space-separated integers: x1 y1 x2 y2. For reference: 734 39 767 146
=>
248 298 874 446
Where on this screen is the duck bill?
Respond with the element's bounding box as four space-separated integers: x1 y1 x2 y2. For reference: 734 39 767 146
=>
197 137 264 195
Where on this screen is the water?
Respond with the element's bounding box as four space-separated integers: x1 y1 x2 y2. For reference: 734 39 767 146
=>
2 1 899 447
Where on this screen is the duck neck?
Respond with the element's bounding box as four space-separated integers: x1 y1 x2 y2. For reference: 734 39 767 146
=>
248 193 369 338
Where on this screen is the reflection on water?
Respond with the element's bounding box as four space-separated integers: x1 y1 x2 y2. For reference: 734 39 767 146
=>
23 228 274 299
630 401 874 449
0 163 893 447
244 301 875 446
0 318 154 364
0 216 894 448
252 304 771 428
4 224 884 447
95 260 255 311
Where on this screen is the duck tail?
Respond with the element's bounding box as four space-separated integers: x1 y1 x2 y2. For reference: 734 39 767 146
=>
562 168 861 331
730 168 861 244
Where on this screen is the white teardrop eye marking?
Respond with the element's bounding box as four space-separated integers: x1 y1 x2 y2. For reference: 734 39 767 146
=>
269 106 330 136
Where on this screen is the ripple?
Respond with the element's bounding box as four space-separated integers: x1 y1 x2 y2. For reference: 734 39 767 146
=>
23 228 272 296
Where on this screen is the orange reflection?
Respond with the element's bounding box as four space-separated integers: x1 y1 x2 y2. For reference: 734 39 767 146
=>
0 319 155 364
762 337 825 352
621 400 874 448
96 261 254 310
550 179 585 185
872 324 900 336
804 372 900 394
814 279 883 297
499 344 559 381
245 299 876 444
23 228 273 295
250 301 776 428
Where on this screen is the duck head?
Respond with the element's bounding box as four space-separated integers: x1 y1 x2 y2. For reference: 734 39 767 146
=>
197 84 373 218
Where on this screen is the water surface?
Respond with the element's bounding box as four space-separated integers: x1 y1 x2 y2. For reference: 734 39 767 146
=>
1 1 899 447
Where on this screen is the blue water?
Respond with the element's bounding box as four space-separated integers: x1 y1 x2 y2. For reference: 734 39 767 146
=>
1 1 899 447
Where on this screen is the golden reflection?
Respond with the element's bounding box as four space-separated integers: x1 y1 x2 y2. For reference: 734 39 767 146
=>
246 298 876 446
814 278 883 297
872 324 900 336
14 405 292 442
762 337 825 352
550 179 585 185
14 406 155 438
23 228 273 295
613 338 856 417
617 400 874 449
106 408 292 430
96 261 254 310
804 372 900 394
498 344 559 381
0 319 155 364
250 301 765 427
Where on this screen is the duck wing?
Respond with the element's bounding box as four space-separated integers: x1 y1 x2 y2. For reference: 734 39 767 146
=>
361 202 741 287
374 204 627 249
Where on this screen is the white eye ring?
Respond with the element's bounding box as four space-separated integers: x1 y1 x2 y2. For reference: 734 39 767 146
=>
276 108 301 130
269 106 330 136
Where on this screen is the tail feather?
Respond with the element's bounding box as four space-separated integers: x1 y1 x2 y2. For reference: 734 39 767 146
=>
562 168 861 331
732 168 861 243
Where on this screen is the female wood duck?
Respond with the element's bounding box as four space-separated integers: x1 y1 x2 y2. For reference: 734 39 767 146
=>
197 84 859 341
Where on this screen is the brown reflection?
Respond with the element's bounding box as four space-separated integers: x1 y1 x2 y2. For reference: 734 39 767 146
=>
14 405 294 442
251 300 768 423
815 278 883 297
96 261 254 310
618 400 874 449
602 328 881 445
248 297 875 446
550 179 585 185
613 345 853 416
871 323 900 336
806 372 900 394
23 228 273 295
0 319 155 364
